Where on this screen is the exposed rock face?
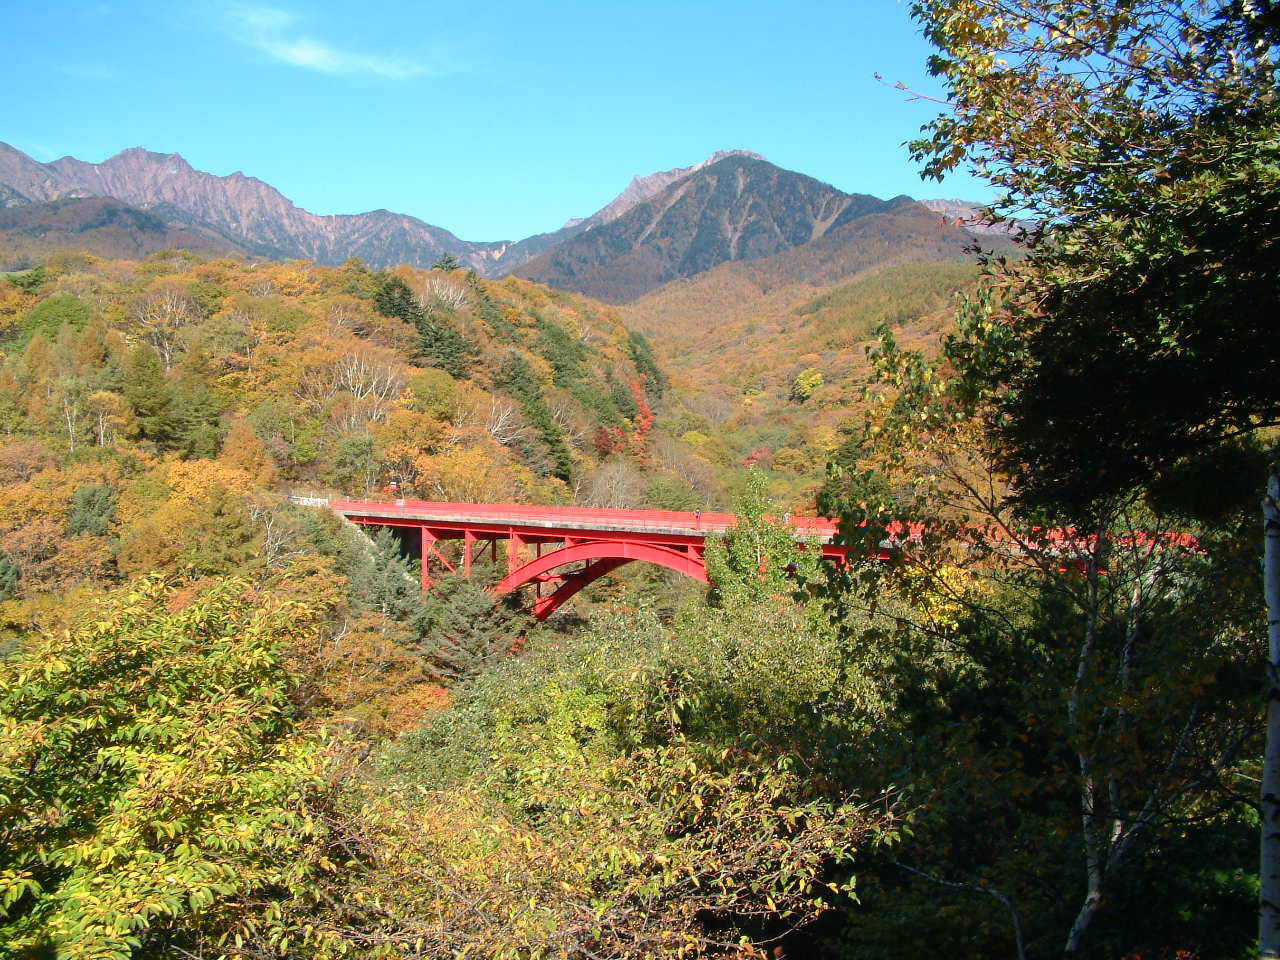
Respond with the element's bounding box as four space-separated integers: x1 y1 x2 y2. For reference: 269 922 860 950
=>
0 142 505 270
514 154 930 302
487 150 768 276
588 149 768 226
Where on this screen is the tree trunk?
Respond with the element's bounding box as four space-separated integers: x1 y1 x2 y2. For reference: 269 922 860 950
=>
1065 554 1105 960
1261 465 1280 958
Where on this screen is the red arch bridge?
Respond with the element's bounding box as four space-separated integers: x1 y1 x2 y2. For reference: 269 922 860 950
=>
294 498 919 620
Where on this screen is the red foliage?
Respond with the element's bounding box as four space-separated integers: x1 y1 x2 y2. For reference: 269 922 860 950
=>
593 426 625 457
628 378 654 462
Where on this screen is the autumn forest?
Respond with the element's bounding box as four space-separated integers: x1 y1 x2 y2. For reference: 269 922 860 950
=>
1 0 1277 958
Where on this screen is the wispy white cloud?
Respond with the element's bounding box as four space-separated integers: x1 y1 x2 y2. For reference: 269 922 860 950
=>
224 4 425 79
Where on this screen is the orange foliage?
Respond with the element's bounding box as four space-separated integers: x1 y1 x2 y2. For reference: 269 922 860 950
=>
219 419 279 486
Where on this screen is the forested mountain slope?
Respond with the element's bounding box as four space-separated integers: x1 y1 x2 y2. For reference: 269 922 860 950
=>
643 260 980 509
0 196 254 263
624 198 982 347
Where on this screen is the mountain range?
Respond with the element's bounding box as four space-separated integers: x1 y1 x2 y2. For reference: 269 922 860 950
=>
0 143 500 272
0 142 993 301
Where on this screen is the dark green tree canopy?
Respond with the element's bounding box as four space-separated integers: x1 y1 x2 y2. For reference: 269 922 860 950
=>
908 0 1280 516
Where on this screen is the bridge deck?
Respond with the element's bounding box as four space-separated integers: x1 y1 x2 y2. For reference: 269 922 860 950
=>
324 498 840 543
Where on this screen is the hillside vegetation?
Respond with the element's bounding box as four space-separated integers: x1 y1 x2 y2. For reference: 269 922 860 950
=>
0 249 738 637
0 243 909 953
0 1 1268 944
633 260 982 509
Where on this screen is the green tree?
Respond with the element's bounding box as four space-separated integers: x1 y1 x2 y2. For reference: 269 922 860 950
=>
373 274 423 324
121 344 175 447
344 527 527 683
0 577 330 958
414 312 473 378
170 377 221 459
535 317 585 387
905 0 1280 949
0 553 18 603
67 484 117 537
499 353 574 482
823 324 1260 959
705 470 821 608
414 572 528 682
627 331 666 399
20 294 91 343
5 265 45 294
431 252 460 272
375 602 897 957
406 368 458 421
327 430 379 494
345 525 424 623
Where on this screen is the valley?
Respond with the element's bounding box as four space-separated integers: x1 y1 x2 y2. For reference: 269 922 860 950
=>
0 141 1000 514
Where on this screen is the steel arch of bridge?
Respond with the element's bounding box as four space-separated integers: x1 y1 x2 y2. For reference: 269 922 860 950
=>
493 540 709 619
324 498 847 621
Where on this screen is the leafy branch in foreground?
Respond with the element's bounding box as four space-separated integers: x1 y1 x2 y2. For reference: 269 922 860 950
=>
0 576 332 958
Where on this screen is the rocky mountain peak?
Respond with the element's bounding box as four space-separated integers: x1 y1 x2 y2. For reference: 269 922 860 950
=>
517 152 934 302
582 148 771 227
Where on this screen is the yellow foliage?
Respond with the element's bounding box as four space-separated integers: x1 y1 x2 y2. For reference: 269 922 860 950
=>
0 284 34 337
0 584 105 653
415 446 512 503
0 461 121 535
366 683 451 736
263 261 322 299
899 563 977 631
168 459 257 504
115 468 171 528
287 610 444 735
372 408 445 454
772 446 811 473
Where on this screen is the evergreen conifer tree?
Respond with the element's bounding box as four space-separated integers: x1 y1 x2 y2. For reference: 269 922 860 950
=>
67 485 117 537
122 345 175 446
373 275 423 324
414 313 473 378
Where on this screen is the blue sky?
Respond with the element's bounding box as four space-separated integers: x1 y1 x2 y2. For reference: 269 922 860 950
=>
2 1 992 241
